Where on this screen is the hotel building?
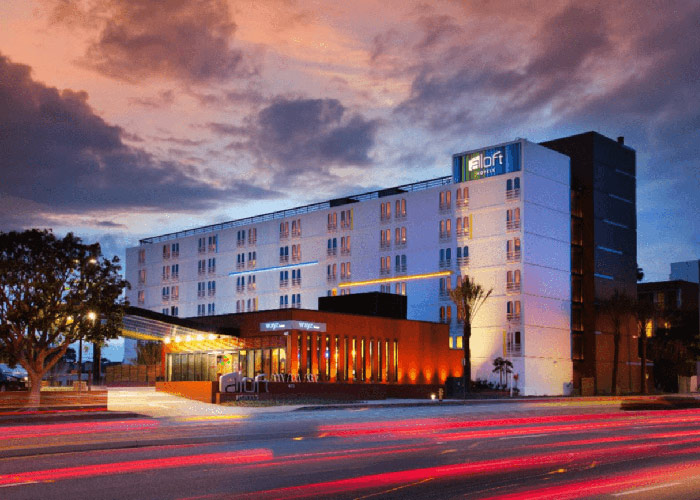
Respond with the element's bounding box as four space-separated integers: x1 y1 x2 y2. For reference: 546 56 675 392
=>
126 132 637 396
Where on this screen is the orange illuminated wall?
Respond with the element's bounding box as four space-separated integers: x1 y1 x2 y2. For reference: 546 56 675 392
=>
190 309 464 385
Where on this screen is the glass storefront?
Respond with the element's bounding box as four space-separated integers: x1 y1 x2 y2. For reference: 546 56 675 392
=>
167 348 287 381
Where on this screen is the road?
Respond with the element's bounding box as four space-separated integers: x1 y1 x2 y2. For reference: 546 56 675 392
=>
1 392 700 499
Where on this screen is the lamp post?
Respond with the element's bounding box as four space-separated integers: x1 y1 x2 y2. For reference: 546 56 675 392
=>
78 311 97 392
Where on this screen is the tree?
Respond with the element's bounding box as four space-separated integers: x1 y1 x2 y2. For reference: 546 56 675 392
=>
136 341 162 366
636 265 644 282
599 289 635 395
0 229 129 407
450 275 492 396
492 357 513 387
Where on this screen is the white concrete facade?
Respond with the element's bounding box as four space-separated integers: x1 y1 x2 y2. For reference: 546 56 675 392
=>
126 139 572 395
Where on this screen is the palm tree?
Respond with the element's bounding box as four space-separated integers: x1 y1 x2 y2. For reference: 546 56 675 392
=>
599 289 635 395
450 275 492 395
492 357 513 387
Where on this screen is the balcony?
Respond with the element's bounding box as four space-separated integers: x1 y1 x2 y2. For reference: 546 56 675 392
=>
396 264 407 274
456 229 468 238
327 223 337 232
208 245 217 253
292 254 302 262
506 250 521 262
236 284 245 293
248 283 256 291
208 290 215 297
506 282 521 293
198 269 206 276
380 268 391 276
457 256 469 267
248 236 257 245
279 279 289 288
395 211 407 220
506 188 520 201
380 242 391 250
341 221 351 229
380 214 391 223
236 262 245 270
439 259 452 269
292 278 301 287
198 246 206 254
394 240 406 249
506 342 522 356
161 296 170 303
439 231 452 241
247 260 256 269
280 255 289 264
162 252 170 260
171 251 179 259
507 313 521 323
456 198 469 208
279 231 289 240
237 239 245 247
292 229 302 237
439 290 451 300
291 302 301 309
341 248 351 256
326 248 337 257
198 290 206 298
326 274 337 282
207 267 216 274
506 220 521 232
439 202 451 213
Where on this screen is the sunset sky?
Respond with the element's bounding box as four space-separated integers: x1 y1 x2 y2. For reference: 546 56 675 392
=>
0 0 698 282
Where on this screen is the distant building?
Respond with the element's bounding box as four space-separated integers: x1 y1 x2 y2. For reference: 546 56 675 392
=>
670 259 700 283
127 132 636 395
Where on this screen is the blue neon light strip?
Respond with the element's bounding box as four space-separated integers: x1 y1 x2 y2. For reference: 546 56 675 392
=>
228 260 319 277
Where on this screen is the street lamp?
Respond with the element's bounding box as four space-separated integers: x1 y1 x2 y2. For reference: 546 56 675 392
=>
77 311 97 391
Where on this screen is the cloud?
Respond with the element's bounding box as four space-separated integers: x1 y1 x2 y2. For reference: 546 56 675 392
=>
0 52 279 223
249 97 380 180
76 0 249 83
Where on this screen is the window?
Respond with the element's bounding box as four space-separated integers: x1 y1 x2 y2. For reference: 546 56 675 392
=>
380 229 391 249
395 282 406 296
340 209 352 229
162 308 169 316
208 235 218 252
162 265 170 281
170 285 179 301
457 246 469 266
456 186 469 207
198 304 205 316
292 244 301 262
439 248 452 268
198 281 206 297
207 303 215 315
171 243 179 258
395 254 406 273
380 202 391 221
139 269 146 284
572 332 584 360
380 255 391 275
291 219 302 237
162 244 170 259
327 238 338 256
327 263 337 281
380 284 391 293
292 269 302 286
395 199 407 218
170 306 178 317
248 227 257 245
507 300 521 321
207 280 216 296
280 221 289 238
162 286 170 301
138 249 146 264
207 258 216 274
572 275 582 303
236 276 245 292
506 208 521 231
236 300 243 313
247 297 258 312
341 236 351 255
171 264 179 279
280 246 289 263
395 227 407 246
507 331 522 356
137 290 145 305
439 277 452 297
456 216 469 237
237 230 246 247
439 306 451 323
279 295 289 309
198 237 206 253
291 293 301 308
439 190 451 210
327 212 337 231
507 270 521 293
279 270 289 287
247 274 256 291
507 238 521 261
440 219 452 239
506 177 521 200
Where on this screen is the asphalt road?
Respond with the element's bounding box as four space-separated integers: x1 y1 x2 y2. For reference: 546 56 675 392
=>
1 395 700 499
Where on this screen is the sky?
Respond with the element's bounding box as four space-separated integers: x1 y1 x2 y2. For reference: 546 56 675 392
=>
0 0 698 283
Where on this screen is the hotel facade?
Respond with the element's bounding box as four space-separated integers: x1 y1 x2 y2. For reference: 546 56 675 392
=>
126 132 637 396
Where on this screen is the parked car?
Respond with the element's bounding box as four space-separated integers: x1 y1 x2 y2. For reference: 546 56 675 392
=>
0 371 29 391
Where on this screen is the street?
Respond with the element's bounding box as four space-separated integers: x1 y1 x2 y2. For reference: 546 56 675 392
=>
1 390 699 499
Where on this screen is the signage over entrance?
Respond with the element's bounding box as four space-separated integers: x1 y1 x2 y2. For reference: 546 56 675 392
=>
260 320 327 332
452 142 521 182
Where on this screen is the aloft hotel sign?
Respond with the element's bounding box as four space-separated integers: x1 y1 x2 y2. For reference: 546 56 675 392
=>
452 142 521 183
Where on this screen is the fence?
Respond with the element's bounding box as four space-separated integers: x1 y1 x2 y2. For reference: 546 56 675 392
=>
105 364 162 386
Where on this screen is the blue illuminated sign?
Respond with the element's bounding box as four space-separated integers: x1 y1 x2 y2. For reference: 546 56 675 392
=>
452 142 521 182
